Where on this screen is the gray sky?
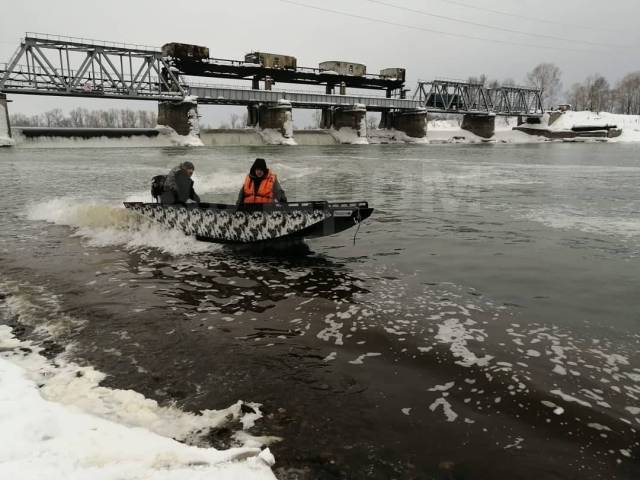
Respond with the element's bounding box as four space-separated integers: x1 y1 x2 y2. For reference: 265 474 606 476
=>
2 0 639 126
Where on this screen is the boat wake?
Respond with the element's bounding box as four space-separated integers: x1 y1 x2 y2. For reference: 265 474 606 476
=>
25 198 215 255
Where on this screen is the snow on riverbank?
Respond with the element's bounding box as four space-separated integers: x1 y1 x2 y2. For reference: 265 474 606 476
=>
368 128 428 144
426 118 544 144
427 112 640 143
0 135 14 147
0 323 277 480
544 111 640 142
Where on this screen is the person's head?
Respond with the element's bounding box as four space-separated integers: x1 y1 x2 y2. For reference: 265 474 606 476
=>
251 158 268 178
180 161 195 177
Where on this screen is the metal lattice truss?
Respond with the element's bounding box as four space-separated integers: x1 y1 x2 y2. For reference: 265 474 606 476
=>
489 87 544 115
0 33 185 100
414 80 543 116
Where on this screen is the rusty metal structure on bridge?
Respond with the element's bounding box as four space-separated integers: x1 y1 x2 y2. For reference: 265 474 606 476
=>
0 33 407 102
414 80 543 116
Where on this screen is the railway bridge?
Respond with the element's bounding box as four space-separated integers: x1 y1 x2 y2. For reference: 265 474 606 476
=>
0 33 543 143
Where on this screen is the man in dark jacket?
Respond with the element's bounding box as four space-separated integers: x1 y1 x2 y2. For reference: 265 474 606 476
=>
160 161 201 205
237 158 287 205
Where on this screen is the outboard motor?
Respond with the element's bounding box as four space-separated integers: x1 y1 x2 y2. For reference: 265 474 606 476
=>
151 175 167 203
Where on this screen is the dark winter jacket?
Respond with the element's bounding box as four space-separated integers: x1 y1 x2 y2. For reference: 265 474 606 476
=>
160 166 200 204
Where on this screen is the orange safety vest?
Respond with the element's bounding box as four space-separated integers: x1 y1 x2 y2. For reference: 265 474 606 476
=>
242 172 277 203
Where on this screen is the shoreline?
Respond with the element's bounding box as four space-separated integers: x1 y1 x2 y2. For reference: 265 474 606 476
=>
6 110 640 146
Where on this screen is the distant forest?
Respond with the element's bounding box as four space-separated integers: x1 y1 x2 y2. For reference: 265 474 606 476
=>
10 108 157 128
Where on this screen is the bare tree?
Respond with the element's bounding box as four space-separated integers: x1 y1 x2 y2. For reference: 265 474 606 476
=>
526 63 562 109
586 75 610 112
366 115 379 130
567 75 612 112
614 72 640 114
10 108 157 128
566 83 588 111
467 74 488 85
9 113 34 126
42 108 64 127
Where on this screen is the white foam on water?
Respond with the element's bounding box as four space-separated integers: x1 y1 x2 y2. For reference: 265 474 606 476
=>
435 318 493 368
428 381 455 392
504 437 524 450
522 208 640 240
428 397 458 422
551 389 592 408
13 133 177 149
348 352 381 365
25 198 215 255
0 282 278 479
587 423 612 432
0 327 276 480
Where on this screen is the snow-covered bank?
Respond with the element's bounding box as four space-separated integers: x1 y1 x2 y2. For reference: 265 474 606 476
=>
518 110 640 142
0 322 277 480
426 112 640 143
0 135 15 147
368 128 429 144
425 117 545 144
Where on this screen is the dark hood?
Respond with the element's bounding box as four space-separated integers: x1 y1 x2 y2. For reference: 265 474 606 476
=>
249 158 268 177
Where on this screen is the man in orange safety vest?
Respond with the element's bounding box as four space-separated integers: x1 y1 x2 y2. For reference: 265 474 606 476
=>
237 158 288 205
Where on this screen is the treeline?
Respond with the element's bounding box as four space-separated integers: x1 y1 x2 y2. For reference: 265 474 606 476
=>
469 63 640 114
566 72 640 114
10 108 157 128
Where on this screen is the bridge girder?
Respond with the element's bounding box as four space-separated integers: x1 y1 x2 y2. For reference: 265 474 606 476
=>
414 80 543 116
0 33 185 100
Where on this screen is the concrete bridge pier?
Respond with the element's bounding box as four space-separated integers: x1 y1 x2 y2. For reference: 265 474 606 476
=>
330 103 367 141
158 97 200 137
257 100 293 139
0 93 13 146
461 114 495 138
247 104 259 127
320 108 332 129
380 108 428 140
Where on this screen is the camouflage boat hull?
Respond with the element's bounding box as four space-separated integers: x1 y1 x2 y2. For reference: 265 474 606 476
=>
123 201 373 244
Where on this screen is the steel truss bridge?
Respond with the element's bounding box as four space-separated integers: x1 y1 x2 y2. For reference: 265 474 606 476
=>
1 33 543 116
414 80 543 116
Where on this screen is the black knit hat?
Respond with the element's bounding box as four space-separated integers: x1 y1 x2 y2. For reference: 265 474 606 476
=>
251 158 267 171
180 161 195 170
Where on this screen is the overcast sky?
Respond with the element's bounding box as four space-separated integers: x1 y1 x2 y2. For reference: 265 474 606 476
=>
2 0 639 126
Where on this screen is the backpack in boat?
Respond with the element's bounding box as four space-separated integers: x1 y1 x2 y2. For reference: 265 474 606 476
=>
151 175 167 202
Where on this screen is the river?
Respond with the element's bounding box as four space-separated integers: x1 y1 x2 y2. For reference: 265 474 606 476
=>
1 141 639 479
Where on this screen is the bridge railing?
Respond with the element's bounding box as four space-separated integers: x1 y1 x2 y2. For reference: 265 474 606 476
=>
183 79 396 98
24 32 159 53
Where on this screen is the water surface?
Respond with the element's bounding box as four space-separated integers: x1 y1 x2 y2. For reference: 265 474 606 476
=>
1 142 639 479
